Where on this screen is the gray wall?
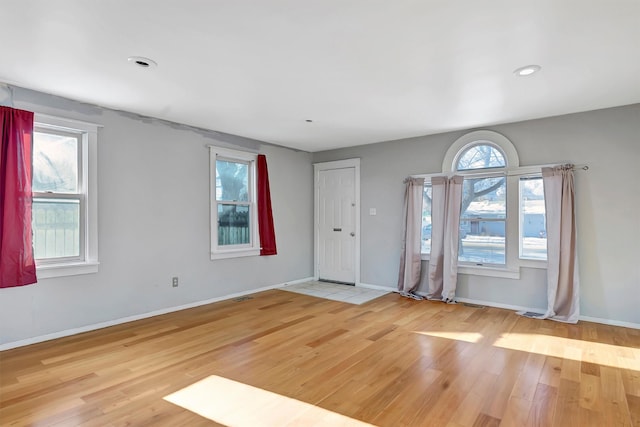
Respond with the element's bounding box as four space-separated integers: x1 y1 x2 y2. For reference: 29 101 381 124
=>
0 88 314 344
313 104 640 325
1 87 637 345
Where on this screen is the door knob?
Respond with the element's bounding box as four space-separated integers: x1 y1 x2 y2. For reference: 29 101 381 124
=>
350 232 355 237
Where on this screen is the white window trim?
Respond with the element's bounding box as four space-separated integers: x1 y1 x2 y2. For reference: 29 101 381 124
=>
442 130 520 173
418 130 550 279
33 114 100 278
32 128 85 265
209 146 260 260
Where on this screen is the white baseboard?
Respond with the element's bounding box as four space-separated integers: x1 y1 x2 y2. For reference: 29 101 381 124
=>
279 277 316 287
449 297 640 330
3 276 636 351
279 277 316 288
357 282 397 292
359 290 640 330
578 315 639 330
0 276 315 351
454 297 541 314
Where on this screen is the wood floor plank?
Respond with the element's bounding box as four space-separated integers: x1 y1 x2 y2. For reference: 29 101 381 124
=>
0 289 637 426
600 366 634 427
482 350 529 419
579 373 602 412
627 394 640 427
552 379 581 427
539 356 563 388
472 413 501 427
526 382 557 427
448 371 499 427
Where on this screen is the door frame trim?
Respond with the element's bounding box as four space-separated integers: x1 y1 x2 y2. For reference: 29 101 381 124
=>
313 158 361 285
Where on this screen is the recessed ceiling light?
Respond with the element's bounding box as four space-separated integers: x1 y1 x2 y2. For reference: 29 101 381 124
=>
127 56 157 69
514 64 541 76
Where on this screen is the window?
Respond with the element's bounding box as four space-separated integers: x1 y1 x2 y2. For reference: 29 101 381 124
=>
32 128 83 260
32 114 99 278
456 143 506 170
421 130 546 278
421 183 432 254
456 144 507 266
210 147 259 259
519 176 547 260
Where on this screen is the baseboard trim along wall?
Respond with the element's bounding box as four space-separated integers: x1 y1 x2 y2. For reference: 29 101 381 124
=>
0 277 315 351
454 297 640 329
356 283 397 292
578 315 640 330
358 283 640 330
3 278 637 351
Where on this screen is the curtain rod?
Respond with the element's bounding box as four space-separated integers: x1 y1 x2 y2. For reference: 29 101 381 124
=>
508 163 589 176
204 144 259 154
409 163 588 180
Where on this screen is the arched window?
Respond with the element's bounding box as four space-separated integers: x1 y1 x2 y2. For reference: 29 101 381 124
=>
455 143 506 171
421 130 545 274
442 130 519 172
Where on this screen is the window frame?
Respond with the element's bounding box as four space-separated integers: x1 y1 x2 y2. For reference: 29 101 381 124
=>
209 146 260 260
32 114 100 278
420 182 433 255
454 142 507 171
32 127 84 264
418 130 547 279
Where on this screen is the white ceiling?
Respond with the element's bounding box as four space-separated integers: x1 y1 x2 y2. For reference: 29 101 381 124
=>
1 1 639 152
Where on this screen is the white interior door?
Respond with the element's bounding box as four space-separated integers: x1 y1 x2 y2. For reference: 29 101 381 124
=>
317 166 357 284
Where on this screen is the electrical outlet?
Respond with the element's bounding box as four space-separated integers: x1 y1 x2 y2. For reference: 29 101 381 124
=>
172 277 179 287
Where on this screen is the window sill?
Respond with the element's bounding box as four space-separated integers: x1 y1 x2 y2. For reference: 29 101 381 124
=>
421 254 546 279
210 248 260 260
421 254 520 279
519 259 548 269
457 265 520 279
36 261 100 279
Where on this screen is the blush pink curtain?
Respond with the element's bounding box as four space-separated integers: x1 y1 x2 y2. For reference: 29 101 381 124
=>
257 154 277 256
397 177 424 294
0 106 37 288
427 175 463 303
541 164 580 323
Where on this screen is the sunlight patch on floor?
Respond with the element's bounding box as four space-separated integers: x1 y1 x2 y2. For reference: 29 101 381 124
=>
164 375 376 426
493 333 640 370
413 331 484 343
412 330 639 371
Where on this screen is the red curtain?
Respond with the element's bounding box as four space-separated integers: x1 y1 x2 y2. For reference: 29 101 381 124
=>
0 106 37 288
257 154 277 256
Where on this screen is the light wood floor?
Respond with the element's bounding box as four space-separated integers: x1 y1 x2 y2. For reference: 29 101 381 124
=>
1 290 638 426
